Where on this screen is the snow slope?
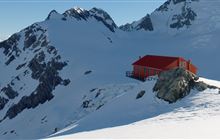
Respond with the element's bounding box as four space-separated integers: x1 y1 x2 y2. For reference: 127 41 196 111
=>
51 79 220 139
55 116 220 139
0 0 220 139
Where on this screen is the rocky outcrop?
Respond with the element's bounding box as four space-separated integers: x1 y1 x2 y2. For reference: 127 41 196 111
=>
0 34 21 65
0 24 71 121
1 85 18 99
63 7 90 21
157 0 199 12
170 5 197 29
23 24 46 50
2 53 70 120
119 23 133 31
46 10 59 20
136 90 145 99
62 7 117 32
89 8 117 32
156 0 198 29
120 14 153 32
135 14 154 31
0 97 8 110
153 68 220 103
156 0 171 12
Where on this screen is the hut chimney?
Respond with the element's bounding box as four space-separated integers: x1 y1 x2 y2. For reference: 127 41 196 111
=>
188 59 191 64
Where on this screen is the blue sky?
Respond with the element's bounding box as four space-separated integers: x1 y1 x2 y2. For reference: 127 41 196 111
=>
0 0 166 40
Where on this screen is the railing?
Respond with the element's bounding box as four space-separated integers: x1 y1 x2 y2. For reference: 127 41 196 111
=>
126 71 134 77
126 71 158 82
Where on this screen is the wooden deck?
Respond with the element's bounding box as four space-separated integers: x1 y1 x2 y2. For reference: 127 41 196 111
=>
126 71 158 82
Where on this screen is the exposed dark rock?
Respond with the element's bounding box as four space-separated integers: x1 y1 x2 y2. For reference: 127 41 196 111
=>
0 97 8 110
170 6 197 29
62 79 70 86
153 68 198 103
28 57 45 79
46 10 58 20
33 48 41 53
63 7 90 21
156 0 198 29
41 38 49 47
107 37 112 43
54 128 58 133
5 53 69 119
41 116 47 121
84 70 92 75
15 76 20 81
156 0 171 11
63 7 117 32
0 33 21 56
173 0 198 4
90 88 97 92
82 100 91 108
0 33 21 66
23 24 46 50
62 17 67 21
47 46 57 55
157 0 198 12
120 14 153 31
136 90 145 99
16 63 26 70
136 14 154 31
89 8 117 32
194 81 208 91
24 35 37 49
5 55 15 65
1 85 18 99
5 82 54 119
96 104 104 110
153 68 219 103
119 23 134 31
95 92 101 98
173 0 186 4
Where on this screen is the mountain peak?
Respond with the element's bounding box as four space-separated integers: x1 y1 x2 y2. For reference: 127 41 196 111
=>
89 7 117 32
63 7 90 20
46 10 60 20
73 6 86 14
119 14 153 32
154 0 198 30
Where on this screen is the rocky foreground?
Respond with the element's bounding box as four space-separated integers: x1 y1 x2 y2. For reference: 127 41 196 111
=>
153 68 219 103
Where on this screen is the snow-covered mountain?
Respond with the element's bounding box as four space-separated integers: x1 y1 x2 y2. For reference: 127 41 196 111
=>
0 0 220 138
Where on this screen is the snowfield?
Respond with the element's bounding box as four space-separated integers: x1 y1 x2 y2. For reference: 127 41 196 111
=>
54 116 220 139
50 79 220 139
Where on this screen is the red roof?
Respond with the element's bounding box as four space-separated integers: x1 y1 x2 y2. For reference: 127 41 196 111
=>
132 55 185 70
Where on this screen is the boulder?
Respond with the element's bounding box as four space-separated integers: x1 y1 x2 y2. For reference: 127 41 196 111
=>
136 90 145 99
153 68 198 103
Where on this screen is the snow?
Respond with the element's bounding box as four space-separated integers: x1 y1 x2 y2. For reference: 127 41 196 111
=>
54 116 220 139
50 79 220 139
198 77 220 88
73 7 86 14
